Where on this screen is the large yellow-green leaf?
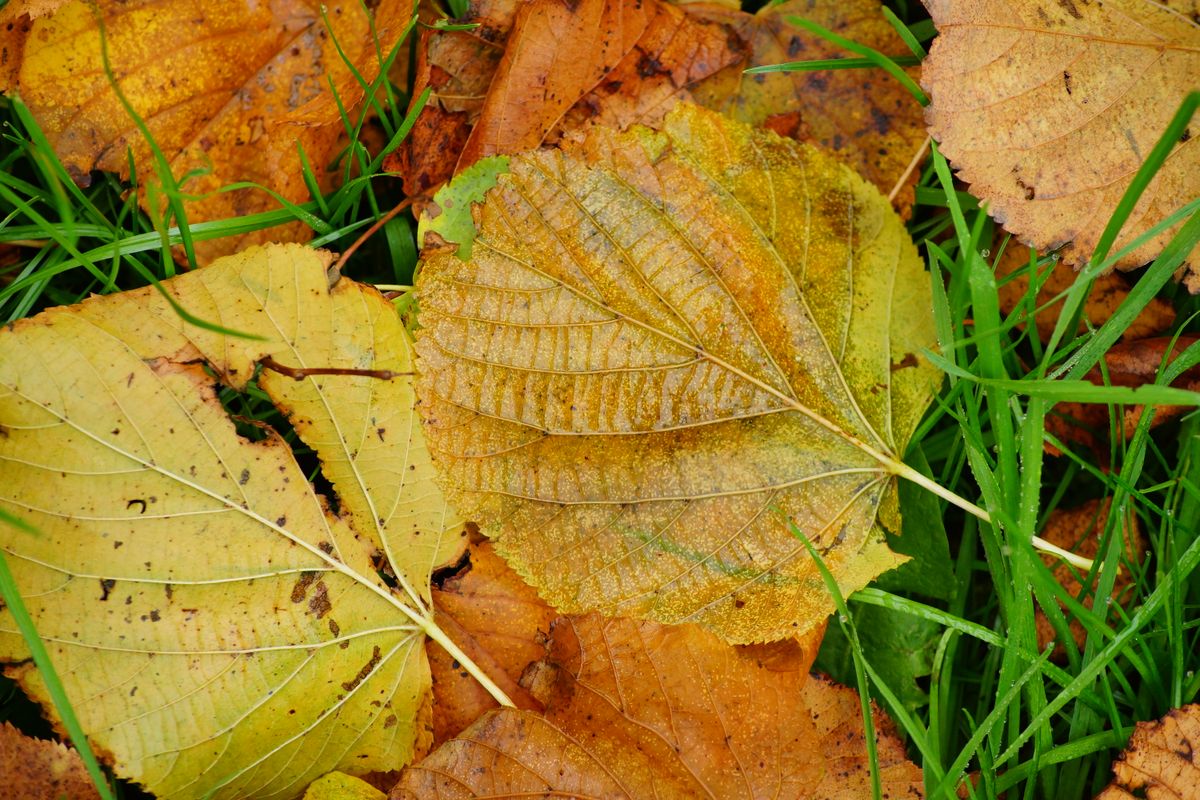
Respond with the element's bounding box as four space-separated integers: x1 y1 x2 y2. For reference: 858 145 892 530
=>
0 244 474 799
415 104 941 643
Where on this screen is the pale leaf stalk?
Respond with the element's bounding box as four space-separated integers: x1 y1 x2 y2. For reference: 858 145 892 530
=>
888 459 1095 572
418 615 515 707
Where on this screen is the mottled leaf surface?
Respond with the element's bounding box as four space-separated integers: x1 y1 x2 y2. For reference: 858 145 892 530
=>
416 104 941 642
0 244 467 799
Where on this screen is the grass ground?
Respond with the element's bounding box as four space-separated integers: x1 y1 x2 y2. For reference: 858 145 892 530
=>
1 3 1199 799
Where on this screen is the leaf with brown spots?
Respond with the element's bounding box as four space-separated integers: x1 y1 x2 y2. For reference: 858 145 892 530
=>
0 0 411 263
427 535 558 746
685 0 928 215
394 613 923 799
1046 336 1200 463
0 244 504 799
922 0 1200 280
1033 498 1145 658
1096 704 1200 799
995 242 1175 343
393 0 741 206
0 722 101 800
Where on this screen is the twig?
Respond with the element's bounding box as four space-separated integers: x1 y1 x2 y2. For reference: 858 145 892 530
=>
888 134 931 204
333 197 415 272
259 355 409 382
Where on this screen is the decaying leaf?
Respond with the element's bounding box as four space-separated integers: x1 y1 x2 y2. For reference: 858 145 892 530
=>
0 0 410 262
416 104 942 643
428 536 557 746
922 0 1200 279
0 722 101 800
0 244 471 799
1046 336 1200 463
995 242 1175 343
1033 498 1145 658
1096 704 1200 799
395 613 922 799
687 0 928 214
397 0 740 205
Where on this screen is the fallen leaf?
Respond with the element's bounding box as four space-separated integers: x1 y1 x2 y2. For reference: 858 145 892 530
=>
0 244 471 799
428 536 557 746
0 0 410 262
394 0 740 205
1096 704 1200 799
995 242 1175 343
416 104 942 643
304 773 388 800
394 614 922 799
1046 336 1200 463
686 0 928 214
1033 498 1145 658
922 0 1200 278
0 722 101 800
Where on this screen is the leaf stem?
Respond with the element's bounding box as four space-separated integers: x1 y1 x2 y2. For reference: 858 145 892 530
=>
417 616 515 707
889 459 1095 572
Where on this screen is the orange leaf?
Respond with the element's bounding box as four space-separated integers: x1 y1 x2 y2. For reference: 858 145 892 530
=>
396 614 922 799
427 536 558 746
0 722 100 800
0 0 410 262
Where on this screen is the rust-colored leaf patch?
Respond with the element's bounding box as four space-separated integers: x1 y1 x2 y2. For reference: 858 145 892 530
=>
394 614 921 799
0 722 100 800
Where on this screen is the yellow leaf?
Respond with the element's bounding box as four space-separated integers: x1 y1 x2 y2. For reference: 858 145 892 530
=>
0 0 411 263
416 104 941 643
0 244 477 799
922 0 1200 278
303 772 387 800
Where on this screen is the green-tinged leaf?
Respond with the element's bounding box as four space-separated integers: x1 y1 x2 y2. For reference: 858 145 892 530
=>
875 447 955 601
415 104 943 643
815 600 941 712
416 155 509 259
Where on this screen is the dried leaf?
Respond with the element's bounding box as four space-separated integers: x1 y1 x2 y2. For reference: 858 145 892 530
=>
1046 336 1200 463
428 536 557 746
0 722 101 800
922 0 1200 276
995 242 1175 342
1096 704 1200 799
686 0 928 214
0 0 410 262
416 104 941 643
394 0 740 204
1033 498 1145 658
395 614 920 799
0 244 470 799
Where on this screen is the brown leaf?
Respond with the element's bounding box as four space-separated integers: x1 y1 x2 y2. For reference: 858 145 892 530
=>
0 0 409 263
394 614 922 799
996 242 1175 343
686 0 928 214
394 0 740 205
922 0 1200 280
1033 498 1145 658
1096 704 1200 799
428 536 558 746
1046 336 1200 463
0 722 100 800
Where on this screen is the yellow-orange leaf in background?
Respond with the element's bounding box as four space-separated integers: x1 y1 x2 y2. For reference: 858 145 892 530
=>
416 104 942 643
0 722 100 800
0 0 411 263
1096 704 1200 798
687 0 928 215
922 0 1200 281
0 244 479 799
394 614 923 799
